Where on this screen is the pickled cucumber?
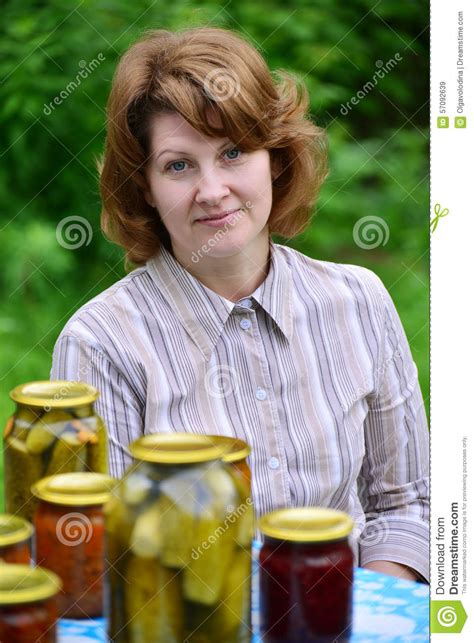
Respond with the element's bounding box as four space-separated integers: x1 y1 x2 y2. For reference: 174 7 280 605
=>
72 404 94 418
16 406 43 426
130 500 163 558
226 468 253 547
124 554 184 643
207 548 252 640
44 434 87 476
25 410 71 454
3 436 44 521
159 493 194 568
203 467 239 516
184 513 237 605
86 417 108 472
12 406 43 440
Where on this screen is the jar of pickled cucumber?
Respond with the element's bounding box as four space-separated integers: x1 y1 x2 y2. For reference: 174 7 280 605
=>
105 433 254 643
209 435 252 486
258 507 354 643
32 472 115 618
3 380 108 521
0 514 33 564
0 564 61 642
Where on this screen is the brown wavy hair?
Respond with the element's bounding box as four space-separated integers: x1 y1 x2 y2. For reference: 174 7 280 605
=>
99 26 328 269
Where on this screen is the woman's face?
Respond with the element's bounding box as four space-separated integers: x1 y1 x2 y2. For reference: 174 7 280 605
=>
144 111 273 263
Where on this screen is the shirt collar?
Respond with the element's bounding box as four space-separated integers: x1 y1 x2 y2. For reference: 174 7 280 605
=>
146 238 294 361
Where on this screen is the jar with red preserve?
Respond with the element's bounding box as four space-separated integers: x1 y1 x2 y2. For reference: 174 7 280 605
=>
0 563 61 643
0 514 33 564
31 472 115 618
258 507 354 643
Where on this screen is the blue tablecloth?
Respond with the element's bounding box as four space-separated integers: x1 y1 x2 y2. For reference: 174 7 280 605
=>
58 567 429 642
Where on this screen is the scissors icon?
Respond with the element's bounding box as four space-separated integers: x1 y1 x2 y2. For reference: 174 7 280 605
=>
430 203 449 233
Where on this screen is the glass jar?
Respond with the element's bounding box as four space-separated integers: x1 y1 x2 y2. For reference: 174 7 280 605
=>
3 380 108 521
209 435 252 485
0 514 33 564
31 472 115 618
105 433 253 643
258 507 354 643
0 563 61 642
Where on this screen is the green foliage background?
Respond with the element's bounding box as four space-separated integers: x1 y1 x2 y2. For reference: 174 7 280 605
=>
0 0 429 500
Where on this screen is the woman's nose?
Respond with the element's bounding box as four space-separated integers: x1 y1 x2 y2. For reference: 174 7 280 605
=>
194 167 231 205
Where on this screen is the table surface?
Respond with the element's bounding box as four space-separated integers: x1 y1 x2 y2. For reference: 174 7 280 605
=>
58 566 429 642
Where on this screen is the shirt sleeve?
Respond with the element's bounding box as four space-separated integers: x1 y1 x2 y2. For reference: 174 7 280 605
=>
50 333 144 478
357 276 430 582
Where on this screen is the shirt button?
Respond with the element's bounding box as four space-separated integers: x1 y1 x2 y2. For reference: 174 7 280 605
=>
240 318 251 330
268 457 280 469
256 387 267 401
240 298 253 308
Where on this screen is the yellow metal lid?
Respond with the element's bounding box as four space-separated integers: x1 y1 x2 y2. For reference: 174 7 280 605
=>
31 472 115 506
0 514 34 548
258 507 354 542
207 435 251 462
129 433 229 464
10 380 99 408
0 564 61 604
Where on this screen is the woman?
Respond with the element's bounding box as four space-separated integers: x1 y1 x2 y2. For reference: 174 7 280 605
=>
50 26 429 583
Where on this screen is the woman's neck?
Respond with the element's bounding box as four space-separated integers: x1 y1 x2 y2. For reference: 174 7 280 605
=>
172 234 271 303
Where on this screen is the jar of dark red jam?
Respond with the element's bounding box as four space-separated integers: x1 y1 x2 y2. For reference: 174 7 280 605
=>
258 507 354 643
0 514 33 564
0 563 61 642
31 472 115 618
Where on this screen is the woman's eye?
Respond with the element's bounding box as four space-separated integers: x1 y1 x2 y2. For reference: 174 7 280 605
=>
166 147 242 174
168 160 187 173
224 147 242 161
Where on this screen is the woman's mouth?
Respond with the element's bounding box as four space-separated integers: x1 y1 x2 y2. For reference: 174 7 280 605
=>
196 209 243 227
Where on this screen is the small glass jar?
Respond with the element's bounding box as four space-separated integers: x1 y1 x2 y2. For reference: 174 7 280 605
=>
3 380 109 522
209 435 252 485
105 433 253 643
258 507 354 643
0 563 61 642
31 472 115 618
0 514 33 564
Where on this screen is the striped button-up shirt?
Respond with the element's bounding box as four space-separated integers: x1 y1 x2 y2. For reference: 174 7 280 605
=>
50 238 429 580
